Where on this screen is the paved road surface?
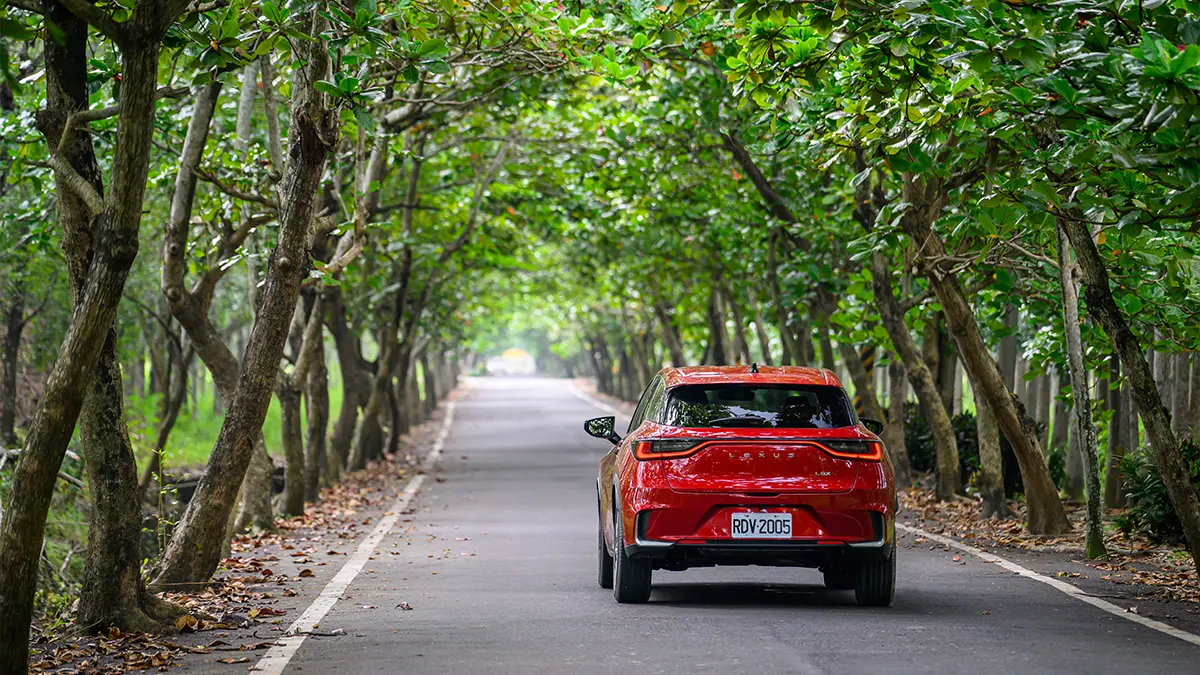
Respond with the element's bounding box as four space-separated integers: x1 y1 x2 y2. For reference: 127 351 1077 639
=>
276 378 1198 675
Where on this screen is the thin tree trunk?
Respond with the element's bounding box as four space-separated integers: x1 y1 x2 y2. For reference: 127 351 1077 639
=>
1104 355 1127 509
305 330 329 498
1 284 24 446
652 299 686 366
1059 211 1200 564
899 173 1070 534
1034 375 1052 449
1171 353 1189 436
871 253 960 500
1057 228 1106 558
278 382 304 516
1051 372 1070 453
137 338 193 502
153 13 339 587
706 286 730 366
850 163 959 501
747 289 774 366
724 283 752 365
972 375 1008 519
886 358 912 487
1188 353 1200 435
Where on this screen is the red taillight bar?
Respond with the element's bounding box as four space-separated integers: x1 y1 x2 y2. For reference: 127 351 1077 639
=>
633 439 883 461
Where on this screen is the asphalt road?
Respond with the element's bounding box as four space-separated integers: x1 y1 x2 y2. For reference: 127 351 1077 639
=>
279 377 1199 675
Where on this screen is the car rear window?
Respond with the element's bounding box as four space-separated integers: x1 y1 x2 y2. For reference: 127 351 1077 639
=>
662 384 856 429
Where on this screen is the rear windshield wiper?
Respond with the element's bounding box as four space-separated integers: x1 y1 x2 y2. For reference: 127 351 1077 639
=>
708 416 769 428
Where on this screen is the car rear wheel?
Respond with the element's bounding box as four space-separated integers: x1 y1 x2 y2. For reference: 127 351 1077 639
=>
612 511 651 603
822 566 855 590
854 550 896 607
598 516 614 589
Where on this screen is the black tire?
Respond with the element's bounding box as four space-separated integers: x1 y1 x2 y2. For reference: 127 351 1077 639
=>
822 566 855 590
612 511 652 603
598 515 614 589
854 550 896 607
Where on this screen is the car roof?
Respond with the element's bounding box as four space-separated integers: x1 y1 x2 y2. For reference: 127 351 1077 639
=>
659 365 843 389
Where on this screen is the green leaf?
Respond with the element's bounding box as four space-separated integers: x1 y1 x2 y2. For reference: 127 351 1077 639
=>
418 38 449 59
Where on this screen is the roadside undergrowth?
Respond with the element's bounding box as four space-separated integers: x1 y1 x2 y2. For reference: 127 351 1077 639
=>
902 487 1198 604
27 409 446 674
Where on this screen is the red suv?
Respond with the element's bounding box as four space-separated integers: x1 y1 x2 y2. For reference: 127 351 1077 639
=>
586 365 896 605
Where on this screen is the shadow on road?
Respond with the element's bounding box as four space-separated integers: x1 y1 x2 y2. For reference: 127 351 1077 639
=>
648 582 864 607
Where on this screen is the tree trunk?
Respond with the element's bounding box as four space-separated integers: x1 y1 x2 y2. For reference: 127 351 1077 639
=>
747 289 774 366
305 333 329 499
153 13 339 587
1104 355 1127 509
1033 375 1052 449
999 306 1018 392
849 159 958 500
234 438 275 532
421 351 438 418
1059 212 1200 564
77 336 164 633
652 300 686 366
1 283 24 446
1188 353 1200 436
1172 353 1189 436
767 231 799 366
137 338 193 502
1051 372 1070 453
871 253 960 501
885 358 912 487
0 4 187 664
972 375 1008 519
899 174 1069 534
278 383 304 516
706 286 731 366
1057 228 1106 558
326 288 368 478
724 284 752 365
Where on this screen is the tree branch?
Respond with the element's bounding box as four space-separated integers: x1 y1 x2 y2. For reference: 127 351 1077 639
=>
57 0 127 42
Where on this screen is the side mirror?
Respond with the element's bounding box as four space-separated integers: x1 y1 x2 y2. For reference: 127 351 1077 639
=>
584 416 621 446
860 418 884 435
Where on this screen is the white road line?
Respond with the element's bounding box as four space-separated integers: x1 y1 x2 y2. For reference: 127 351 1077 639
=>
898 522 1200 648
252 400 458 674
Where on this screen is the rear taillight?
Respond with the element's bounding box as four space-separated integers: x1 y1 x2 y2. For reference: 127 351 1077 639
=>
632 439 884 461
633 440 703 460
817 440 884 461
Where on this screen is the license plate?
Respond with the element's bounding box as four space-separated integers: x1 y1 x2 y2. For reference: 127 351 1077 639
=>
730 512 792 539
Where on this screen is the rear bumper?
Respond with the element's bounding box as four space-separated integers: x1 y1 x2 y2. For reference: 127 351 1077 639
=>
626 510 894 569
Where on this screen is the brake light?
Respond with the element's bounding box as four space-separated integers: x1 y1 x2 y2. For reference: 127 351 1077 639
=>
633 440 703 460
815 440 883 461
632 439 884 461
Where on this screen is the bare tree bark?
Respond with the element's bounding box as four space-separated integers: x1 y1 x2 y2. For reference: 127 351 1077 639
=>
885 358 912 487
153 10 339 586
1057 227 1106 558
1059 210 1200 564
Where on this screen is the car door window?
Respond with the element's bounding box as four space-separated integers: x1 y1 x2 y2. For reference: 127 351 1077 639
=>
644 379 668 423
627 376 662 433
